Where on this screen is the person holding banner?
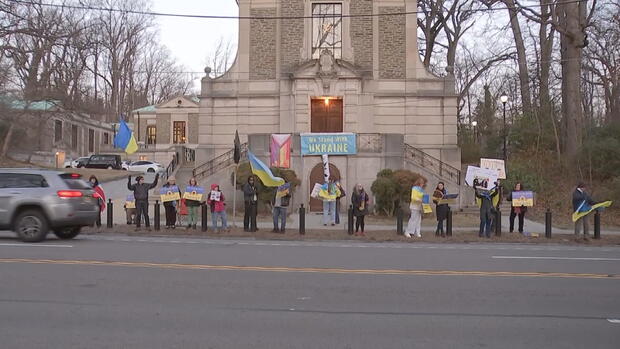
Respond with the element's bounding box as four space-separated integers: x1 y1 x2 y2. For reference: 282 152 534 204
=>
208 183 228 232
162 177 181 229
272 182 291 233
243 176 259 232
432 182 449 237
475 183 499 238
573 182 596 237
320 177 340 226
89 176 106 228
405 177 427 238
507 182 527 233
127 174 159 231
184 177 203 229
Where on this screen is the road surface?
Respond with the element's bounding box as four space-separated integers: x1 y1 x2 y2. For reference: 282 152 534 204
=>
1 233 619 348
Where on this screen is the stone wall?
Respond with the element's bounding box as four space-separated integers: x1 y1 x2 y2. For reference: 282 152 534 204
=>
351 0 373 73
378 7 406 79
280 0 304 74
188 113 199 144
156 114 171 144
250 7 277 80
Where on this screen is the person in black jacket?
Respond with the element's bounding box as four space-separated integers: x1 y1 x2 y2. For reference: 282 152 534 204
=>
432 182 449 237
351 184 369 235
162 176 182 229
243 176 258 232
127 174 159 231
475 184 499 238
507 182 527 233
573 182 596 237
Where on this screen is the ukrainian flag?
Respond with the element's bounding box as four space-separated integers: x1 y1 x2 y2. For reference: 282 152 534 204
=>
113 119 138 154
247 150 285 187
572 200 613 222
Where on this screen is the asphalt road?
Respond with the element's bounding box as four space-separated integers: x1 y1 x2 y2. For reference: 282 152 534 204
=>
1 233 619 349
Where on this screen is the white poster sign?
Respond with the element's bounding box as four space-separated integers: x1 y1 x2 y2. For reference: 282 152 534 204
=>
310 183 323 198
480 158 506 179
465 166 499 190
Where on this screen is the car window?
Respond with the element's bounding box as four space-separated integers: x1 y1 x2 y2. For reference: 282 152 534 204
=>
0 173 49 188
133 161 146 165
58 174 92 189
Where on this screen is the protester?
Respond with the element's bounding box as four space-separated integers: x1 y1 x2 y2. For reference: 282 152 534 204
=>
243 176 258 232
432 182 449 237
507 182 527 233
89 175 106 228
208 183 228 232
127 174 159 231
351 183 369 236
334 180 346 224
162 176 181 229
185 177 202 230
321 177 340 226
475 183 499 238
405 177 427 238
573 182 595 237
272 182 291 233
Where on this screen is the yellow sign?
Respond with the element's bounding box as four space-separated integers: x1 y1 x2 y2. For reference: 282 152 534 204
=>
161 192 181 203
512 191 534 207
183 192 203 201
423 204 433 214
125 201 135 209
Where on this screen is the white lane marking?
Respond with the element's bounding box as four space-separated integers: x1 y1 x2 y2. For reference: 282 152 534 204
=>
607 319 620 324
493 256 620 261
0 243 73 248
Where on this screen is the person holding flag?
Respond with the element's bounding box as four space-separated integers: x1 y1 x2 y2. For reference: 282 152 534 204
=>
405 177 427 238
272 182 291 233
572 182 613 237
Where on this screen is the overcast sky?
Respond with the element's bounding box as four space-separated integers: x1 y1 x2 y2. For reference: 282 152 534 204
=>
152 0 238 81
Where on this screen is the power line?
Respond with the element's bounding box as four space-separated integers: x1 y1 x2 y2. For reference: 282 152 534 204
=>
6 0 587 20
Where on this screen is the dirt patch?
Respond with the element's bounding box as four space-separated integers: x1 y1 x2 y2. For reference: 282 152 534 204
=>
82 225 620 246
64 168 140 183
0 157 40 168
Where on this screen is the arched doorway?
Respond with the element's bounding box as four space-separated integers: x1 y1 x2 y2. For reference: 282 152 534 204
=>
309 162 341 212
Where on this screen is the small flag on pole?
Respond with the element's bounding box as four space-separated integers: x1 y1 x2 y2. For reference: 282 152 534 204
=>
113 119 138 154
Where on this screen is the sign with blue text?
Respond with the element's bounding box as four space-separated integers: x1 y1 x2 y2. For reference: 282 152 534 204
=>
300 133 357 156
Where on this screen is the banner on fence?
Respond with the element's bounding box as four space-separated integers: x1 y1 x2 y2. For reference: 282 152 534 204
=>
300 133 357 155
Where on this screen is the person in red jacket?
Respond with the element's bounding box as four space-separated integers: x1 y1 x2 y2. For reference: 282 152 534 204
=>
207 184 228 232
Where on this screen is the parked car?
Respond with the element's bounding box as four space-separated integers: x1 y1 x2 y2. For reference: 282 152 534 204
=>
84 154 122 170
65 156 90 168
127 160 165 173
0 169 99 242
121 160 132 171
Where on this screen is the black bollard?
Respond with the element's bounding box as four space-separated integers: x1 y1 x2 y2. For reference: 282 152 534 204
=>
347 205 354 235
154 200 160 231
201 203 208 232
545 209 552 239
594 210 601 239
106 199 113 228
446 207 453 237
298 204 306 235
396 206 403 235
495 208 502 237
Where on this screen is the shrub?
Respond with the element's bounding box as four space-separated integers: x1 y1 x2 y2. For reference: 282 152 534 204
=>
371 169 424 216
232 162 301 211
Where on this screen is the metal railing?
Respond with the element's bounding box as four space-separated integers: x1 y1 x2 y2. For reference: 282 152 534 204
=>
162 152 180 180
192 143 248 179
403 143 461 185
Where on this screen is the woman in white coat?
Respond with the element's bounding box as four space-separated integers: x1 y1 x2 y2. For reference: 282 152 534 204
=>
405 177 427 238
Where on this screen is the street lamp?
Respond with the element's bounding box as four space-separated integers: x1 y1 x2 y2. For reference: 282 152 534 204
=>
471 121 478 142
500 93 508 161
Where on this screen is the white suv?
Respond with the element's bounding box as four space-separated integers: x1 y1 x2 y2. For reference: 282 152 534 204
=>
127 161 164 173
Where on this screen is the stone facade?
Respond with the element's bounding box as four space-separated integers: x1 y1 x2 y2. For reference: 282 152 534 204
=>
156 114 171 144
250 7 277 80
351 0 373 72
378 7 406 79
280 0 304 74
188 113 199 144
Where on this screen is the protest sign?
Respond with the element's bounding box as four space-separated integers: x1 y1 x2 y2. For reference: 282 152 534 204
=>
480 158 506 179
183 186 205 201
512 191 534 207
125 194 135 209
465 166 499 190
160 186 180 202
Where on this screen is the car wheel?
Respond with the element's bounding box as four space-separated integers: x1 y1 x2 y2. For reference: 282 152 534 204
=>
14 210 49 242
122 168 127 171
65 166 71 168
147 168 155 173
53 227 81 240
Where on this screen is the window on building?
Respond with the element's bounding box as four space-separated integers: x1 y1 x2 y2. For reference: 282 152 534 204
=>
71 125 78 150
147 125 157 145
88 129 95 153
54 120 62 143
173 121 186 144
312 3 342 59
103 132 109 145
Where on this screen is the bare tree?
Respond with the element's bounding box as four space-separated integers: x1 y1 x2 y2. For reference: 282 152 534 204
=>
205 36 235 78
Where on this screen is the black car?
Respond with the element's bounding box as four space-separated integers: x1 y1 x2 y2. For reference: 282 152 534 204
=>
84 154 122 170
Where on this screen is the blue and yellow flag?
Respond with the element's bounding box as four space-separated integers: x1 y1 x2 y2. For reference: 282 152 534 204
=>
319 183 340 201
247 150 285 187
113 119 138 154
572 200 613 222
411 186 425 203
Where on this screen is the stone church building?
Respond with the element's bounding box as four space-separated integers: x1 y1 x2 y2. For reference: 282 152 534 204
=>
135 0 461 211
